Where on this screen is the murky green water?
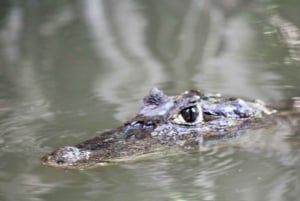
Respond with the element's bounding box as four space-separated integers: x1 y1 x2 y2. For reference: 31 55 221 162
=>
1 0 300 200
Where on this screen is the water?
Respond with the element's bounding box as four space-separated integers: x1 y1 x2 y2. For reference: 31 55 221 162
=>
0 0 300 200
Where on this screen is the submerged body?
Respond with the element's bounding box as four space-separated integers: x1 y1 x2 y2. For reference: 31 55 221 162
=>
42 88 277 169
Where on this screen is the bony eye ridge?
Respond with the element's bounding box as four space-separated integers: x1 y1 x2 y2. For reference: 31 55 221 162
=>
180 106 199 123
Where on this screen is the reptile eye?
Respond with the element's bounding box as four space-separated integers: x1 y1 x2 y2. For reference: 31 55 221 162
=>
180 106 199 123
172 104 203 125
56 160 65 165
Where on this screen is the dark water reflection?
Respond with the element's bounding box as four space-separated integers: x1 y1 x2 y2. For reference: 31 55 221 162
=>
1 0 300 200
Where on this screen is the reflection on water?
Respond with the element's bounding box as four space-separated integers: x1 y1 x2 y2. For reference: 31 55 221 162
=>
268 9 300 63
0 0 300 201
83 0 166 121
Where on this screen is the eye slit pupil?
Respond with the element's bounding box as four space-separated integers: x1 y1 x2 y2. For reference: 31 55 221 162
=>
181 106 199 123
56 160 64 165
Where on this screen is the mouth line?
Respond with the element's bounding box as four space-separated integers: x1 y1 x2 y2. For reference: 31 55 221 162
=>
41 156 111 169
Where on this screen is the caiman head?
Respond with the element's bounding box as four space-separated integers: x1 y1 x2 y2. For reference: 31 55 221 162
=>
41 88 276 169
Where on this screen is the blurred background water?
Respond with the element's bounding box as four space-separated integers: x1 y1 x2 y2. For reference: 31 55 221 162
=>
0 0 300 201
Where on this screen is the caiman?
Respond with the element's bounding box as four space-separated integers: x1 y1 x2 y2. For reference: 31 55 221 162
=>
42 88 279 169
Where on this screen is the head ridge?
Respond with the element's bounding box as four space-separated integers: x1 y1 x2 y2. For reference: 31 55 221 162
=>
143 87 168 106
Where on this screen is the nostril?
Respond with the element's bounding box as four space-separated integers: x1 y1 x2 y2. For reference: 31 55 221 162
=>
42 146 91 167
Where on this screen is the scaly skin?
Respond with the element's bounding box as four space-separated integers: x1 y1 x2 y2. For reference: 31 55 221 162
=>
41 88 276 169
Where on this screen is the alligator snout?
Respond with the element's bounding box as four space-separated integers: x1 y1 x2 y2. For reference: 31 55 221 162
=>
42 146 95 168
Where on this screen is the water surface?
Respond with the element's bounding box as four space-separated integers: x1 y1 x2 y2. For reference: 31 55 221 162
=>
1 0 300 201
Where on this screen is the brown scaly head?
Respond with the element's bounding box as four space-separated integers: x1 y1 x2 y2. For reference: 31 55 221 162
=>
41 88 276 169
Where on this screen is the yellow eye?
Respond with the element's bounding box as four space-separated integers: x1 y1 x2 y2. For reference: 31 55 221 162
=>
180 106 199 123
172 105 203 125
